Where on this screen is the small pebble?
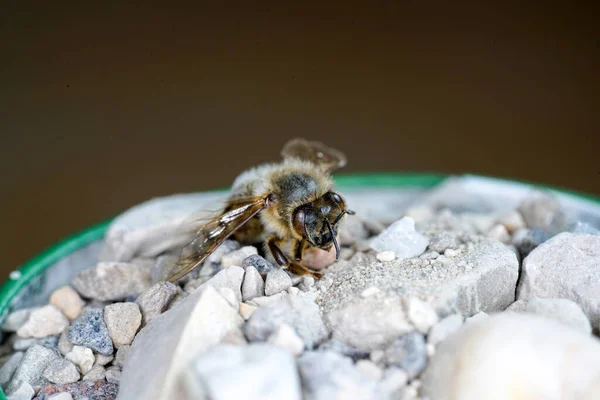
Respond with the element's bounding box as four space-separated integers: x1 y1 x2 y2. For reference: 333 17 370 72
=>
13 336 58 351
49 286 86 320
218 288 239 311
498 210 526 232
105 367 121 384
406 297 439 334
83 364 106 381
265 269 293 296
7 345 58 394
48 393 74 400
238 303 257 320
288 287 300 296
135 281 179 325
16 305 69 339
65 346 95 375
43 359 80 385
0 351 23 388
487 224 511 244
355 359 383 380
360 286 381 298
376 251 396 262
302 276 315 290
35 381 119 399
242 255 277 278
2 309 34 333
57 330 73 356
443 248 458 258
221 246 258 268
68 308 114 355
267 324 304 356
94 353 114 367
7 381 34 400
241 266 264 301
382 332 427 379
248 293 288 307
114 345 130 369
103 303 142 348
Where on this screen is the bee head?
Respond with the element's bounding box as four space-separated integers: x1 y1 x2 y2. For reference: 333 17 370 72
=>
291 191 355 260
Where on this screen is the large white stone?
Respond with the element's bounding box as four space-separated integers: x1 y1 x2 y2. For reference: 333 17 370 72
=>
517 232 600 330
117 285 243 400
183 344 301 400
421 313 600 400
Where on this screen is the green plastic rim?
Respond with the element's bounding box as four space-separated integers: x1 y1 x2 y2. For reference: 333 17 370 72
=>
0 172 598 398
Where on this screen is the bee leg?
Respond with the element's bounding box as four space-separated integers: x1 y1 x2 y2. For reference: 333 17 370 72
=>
293 239 305 261
266 236 323 280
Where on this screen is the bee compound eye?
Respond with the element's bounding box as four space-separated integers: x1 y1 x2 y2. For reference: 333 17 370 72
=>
292 208 306 235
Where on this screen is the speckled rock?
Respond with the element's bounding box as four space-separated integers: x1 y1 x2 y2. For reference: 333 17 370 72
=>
49 286 85 320
71 262 152 301
17 306 69 339
7 381 35 400
134 281 179 325
43 359 80 385
264 269 292 296
103 303 141 348
68 309 113 355
7 345 59 394
242 255 277 278
34 381 119 400
12 336 58 352
244 294 329 349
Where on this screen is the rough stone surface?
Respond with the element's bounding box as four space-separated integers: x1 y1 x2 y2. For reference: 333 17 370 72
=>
505 297 592 334
57 331 73 357
7 345 59 394
421 313 600 400
406 297 439 334
65 346 94 375
43 359 80 385
7 381 35 400
68 309 113 355
518 191 565 233
0 351 24 389
104 302 142 348
186 344 301 400
17 306 69 339
12 336 58 352
94 354 113 367
205 266 245 302
427 314 463 346
34 381 119 400
114 345 129 369
82 365 106 381
317 339 369 361
370 217 429 259
264 269 293 296
118 285 243 400
71 262 152 301
427 231 462 253
465 311 489 325
242 255 277 278
134 281 179 325
2 309 34 333
512 227 551 258
298 351 383 400
517 232 600 330
244 294 329 349
221 246 258 268
241 266 264 301
49 286 85 320
382 332 427 379
105 367 120 384
267 324 304 356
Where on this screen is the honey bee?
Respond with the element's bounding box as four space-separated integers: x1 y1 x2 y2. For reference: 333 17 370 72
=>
163 138 355 282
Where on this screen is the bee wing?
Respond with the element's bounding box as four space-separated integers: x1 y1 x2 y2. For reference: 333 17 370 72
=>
281 138 347 173
159 196 270 283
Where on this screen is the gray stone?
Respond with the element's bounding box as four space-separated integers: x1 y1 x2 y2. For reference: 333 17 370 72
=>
204 240 242 264
43 359 80 385
382 332 427 379
244 294 328 349
0 352 23 389
264 269 292 296
7 381 34 400
186 344 301 400
518 190 566 233
517 233 600 331
104 302 142 348
105 367 121 384
16 306 69 339
506 297 591 334
241 266 264 301
94 353 113 366
2 309 34 333
82 364 106 381
68 308 114 355
13 336 58 352
71 262 152 301
114 345 129 369
317 339 369 361
298 351 383 400
512 227 551 258
421 313 600 400
205 266 245 302
247 292 287 307
427 314 463 346
221 246 258 268
49 286 86 321
7 345 59 394
118 285 243 400
65 346 94 375
427 231 462 253
135 281 179 325
57 330 73 357
242 254 277 278
370 217 429 259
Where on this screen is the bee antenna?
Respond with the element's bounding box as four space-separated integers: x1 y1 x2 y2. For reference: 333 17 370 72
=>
325 220 340 260
333 209 355 226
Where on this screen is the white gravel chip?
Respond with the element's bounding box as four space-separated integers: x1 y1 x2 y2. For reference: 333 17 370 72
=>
65 346 95 375
370 217 429 259
267 323 304 356
104 302 142 348
16 305 69 339
376 251 396 262
264 269 293 296
405 297 439 334
221 246 258 269
241 266 264 301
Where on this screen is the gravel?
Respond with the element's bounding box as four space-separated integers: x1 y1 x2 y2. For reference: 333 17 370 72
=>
16 306 69 339
33 381 119 400
264 269 292 296
71 262 152 302
242 255 277 278
134 282 179 325
370 217 429 259
241 266 264 301
205 266 245 302
65 346 94 375
7 345 59 394
0 351 23 389
49 287 85 321
382 332 427 379
221 246 258 268
103 303 141 348
43 359 80 385
67 309 113 355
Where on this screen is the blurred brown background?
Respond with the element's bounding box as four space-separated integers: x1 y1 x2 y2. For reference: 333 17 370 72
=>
1 2 599 276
